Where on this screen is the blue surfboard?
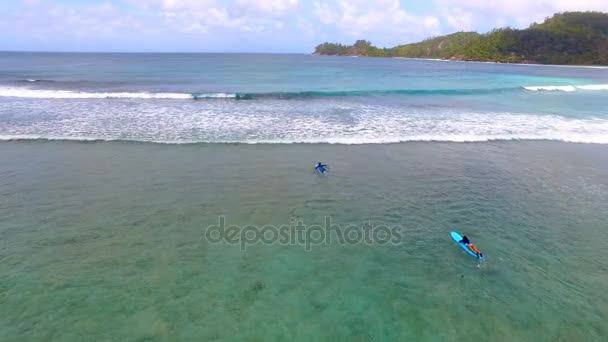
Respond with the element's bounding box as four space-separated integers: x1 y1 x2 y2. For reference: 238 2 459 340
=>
315 165 327 176
451 231 482 259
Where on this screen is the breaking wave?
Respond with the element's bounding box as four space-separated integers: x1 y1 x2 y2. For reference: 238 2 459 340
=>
524 84 608 91
2 135 607 144
1 105 607 144
0 84 606 100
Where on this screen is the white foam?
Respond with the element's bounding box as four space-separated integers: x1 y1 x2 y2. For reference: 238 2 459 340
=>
2 91 608 145
3 84 607 99
524 84 608 92
2 134 608 145
576 84 608 90
0 134 116 142
2 103 608 144
0 87 194 99
195 93 238 98
524 85 576 92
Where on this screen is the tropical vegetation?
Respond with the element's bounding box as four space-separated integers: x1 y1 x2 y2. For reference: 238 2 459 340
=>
313 12 608 65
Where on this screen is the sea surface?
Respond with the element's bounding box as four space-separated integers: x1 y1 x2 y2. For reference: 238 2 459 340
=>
1 52 608 143
1 53 608 341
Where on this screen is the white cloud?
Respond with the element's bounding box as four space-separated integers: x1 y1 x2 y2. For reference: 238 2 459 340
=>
436 0 608 31
4 0 608 52
312 0 440 45
122 0 297 35
9 1 150 40
235 0 298 15
313 1 338 25
161 0 215 11
441 7 473 31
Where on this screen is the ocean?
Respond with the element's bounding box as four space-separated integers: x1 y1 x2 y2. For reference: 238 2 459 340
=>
1 52 608 143
1 53 607 340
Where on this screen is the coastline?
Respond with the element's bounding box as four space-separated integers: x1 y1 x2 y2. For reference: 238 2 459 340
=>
399 56 608 68
313 13 608 67
312 53 608 68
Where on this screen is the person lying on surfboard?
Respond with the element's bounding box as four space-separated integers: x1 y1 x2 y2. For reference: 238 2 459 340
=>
459 235 483 258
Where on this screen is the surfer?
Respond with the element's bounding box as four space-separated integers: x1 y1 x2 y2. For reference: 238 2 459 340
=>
459 235 483 258
315 162 327 172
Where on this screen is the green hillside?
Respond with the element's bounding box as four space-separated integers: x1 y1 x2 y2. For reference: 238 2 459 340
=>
389 32 482 59
313 12 608 65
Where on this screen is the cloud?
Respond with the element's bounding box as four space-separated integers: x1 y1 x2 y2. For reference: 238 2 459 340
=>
2 0 608 52
9 1 146 39
312 0 440 46
121 0 298 35
123 0 217 11
235 0 299 15
441 7 474 31
437 0 608 31
313 1 338 25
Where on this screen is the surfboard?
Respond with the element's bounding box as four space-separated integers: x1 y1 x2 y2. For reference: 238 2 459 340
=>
450 231 482 259
315 165 327 176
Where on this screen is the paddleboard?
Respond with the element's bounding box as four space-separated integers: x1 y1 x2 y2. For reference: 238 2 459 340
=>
451 231 482 259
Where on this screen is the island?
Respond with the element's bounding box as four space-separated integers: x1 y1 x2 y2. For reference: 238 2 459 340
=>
313 12 608 65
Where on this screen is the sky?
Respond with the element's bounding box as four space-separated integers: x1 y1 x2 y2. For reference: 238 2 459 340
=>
1 0 607 52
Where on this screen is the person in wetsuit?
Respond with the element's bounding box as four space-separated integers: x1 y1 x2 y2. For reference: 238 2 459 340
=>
459 235 483 258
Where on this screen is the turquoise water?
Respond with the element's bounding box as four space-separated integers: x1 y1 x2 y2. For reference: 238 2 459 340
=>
1 53 608 143
1 141 608 341
1 53 608 340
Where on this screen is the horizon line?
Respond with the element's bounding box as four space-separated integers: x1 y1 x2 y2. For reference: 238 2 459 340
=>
0 50 313 54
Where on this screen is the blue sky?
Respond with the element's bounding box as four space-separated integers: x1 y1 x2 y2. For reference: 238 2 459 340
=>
1 0 607 52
